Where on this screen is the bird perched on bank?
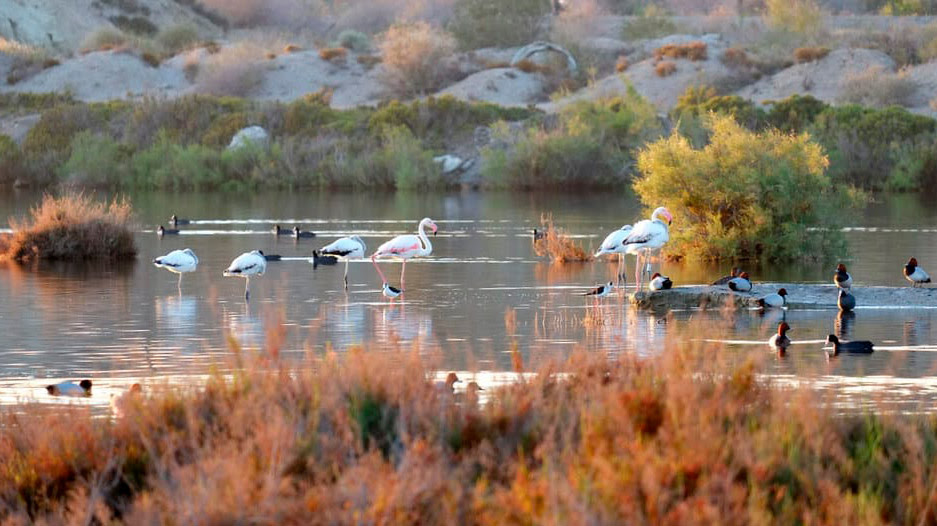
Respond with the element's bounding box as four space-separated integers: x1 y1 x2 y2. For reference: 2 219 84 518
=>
757 288 788 309
826 334 873 356
768 322 792 353
904 257 931 287
649 272 673 291
46 379 92 397
169 214 191 226
292 226 315 239
153 248 198 290
583 282 614 299
223 250 267 301
834 263 852 290
382 282 403 299
838 289 856 312
156 225 179 236
712 267 740 286
594 224 633 285
436 372 461 394
318 235 367 289
727 272 752 292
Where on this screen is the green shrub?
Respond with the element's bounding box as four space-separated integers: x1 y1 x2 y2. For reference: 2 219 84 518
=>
131 132 223 189
378 126 439 189
673 86 765 131
811 105 936 189
634 114 855 261
156 23 201 54
0 135 23 184
886 141 937 191
59 131 131 186
764 94 828 133
123 95 250 148
483 89 660 189
22 104 103 156
81 27 130 52
621 5 677 40
878 0 937 14
0 92 75 114
448 0 550 50
109 15 158 36
336 29 370 52
201 112 251 148
764 0 823 36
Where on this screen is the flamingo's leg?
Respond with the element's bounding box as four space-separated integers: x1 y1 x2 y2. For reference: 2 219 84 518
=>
634 252 642 289
400 260 406 291
343 260 349 290
371 255 388 284
245 276 251 301
177 273 183 294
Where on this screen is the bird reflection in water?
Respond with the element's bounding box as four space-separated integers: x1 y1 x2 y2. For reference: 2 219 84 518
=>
835 310 856 340
375 304 433 344
221 304 264 347
155 295 197 333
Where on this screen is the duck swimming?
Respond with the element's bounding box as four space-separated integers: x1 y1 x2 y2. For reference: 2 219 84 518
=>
157 225 179 236
826 334 873 355
768 322 791 353
46 379 92 397
292 226 316 239
169 214 191 226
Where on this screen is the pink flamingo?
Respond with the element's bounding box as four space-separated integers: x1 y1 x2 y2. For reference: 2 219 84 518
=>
371 217 438 291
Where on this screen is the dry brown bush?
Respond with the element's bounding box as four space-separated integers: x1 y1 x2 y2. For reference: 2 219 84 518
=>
319 46 348 62
720 47 754 69
378 21 457 98
3 193 136 262
357 54 383 68
514 58 551 74
840 66 917 108
197 0 318 28
653 41 707 62
793 46 830 63
655 60 677 77
194 43 266 97
533 215 593 263
615 55 629 72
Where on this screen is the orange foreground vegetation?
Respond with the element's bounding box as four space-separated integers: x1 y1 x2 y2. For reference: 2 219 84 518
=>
2 328 937 524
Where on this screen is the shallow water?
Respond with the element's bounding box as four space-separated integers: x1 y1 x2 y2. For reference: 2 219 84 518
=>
3 189 937 411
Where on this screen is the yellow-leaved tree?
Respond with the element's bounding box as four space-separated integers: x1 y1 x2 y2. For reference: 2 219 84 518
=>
634 114 860 261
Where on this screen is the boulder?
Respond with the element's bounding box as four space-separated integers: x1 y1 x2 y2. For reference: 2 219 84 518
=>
228 126 270 151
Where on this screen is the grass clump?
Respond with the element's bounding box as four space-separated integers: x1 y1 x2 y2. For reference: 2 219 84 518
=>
532 215 593 262
793 46 830 63
839 66 918 108
764 0 824 36
655 60 677 77
4 332 937 522
378 21 457 98
2 193 136 262
634 113 856 261
336 29 370 52
155 23 201 55
653 41 708 62
448 0 550 50
482 88 661 189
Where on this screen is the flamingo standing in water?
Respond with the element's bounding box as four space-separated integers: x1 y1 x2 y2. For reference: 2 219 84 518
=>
594 224 633 285
153 248 198 292
622 207 673 290
223 250 267 301
371 218 437 291
318 235 367 290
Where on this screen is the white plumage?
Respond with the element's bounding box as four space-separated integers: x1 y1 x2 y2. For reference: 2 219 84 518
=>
623 207 672 289
320 235 367 290
223 250 267 300
594 224 633 285
153 248 198 290
382 283 403 299
648 273 673 291
46 380 92 397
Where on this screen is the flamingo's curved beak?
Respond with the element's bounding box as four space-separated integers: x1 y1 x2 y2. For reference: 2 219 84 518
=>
432 223 438 237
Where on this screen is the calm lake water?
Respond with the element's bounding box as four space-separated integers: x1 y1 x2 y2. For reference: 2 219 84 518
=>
3 189 937 411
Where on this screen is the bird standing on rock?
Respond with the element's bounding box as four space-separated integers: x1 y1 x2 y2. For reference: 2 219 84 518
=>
648 273 673 290
712 267 740 285
904 257 931 287
727 272 752 292
757 288 787 309
834 263 852 290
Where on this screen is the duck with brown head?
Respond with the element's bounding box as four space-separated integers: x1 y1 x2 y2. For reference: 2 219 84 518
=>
834 263 852 290
768 322 791 353
904 257 931 287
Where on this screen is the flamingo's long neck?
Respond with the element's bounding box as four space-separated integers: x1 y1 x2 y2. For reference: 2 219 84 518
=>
417 222 433 256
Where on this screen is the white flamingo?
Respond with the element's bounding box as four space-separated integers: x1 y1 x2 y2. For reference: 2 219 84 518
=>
223 250 267 301
153 248 198 292
594 224 633 285
319 235 367 290
371 218 437 290
623 207 673 289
